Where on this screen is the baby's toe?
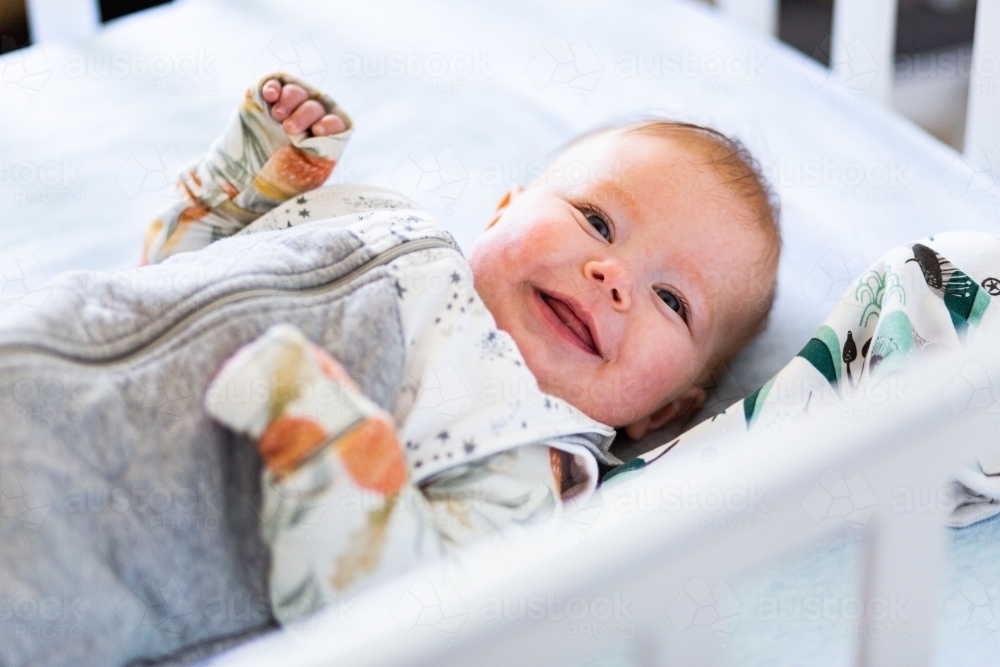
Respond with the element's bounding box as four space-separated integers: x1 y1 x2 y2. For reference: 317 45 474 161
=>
270 83 308 122
310 114 346 136
262 79 282 103
281 99 326 136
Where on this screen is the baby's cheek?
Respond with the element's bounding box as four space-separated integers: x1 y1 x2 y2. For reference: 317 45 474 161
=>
475 225 556 304
500 234 540 275
626 363 675 414
627 338 693 406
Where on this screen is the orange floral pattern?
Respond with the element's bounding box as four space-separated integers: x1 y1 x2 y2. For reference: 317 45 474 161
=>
335 416 408 495
259 415 328 475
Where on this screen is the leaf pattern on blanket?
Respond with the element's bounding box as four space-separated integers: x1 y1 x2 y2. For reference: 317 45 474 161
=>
743 377 776 428
796 325 841 389
855 267 906 328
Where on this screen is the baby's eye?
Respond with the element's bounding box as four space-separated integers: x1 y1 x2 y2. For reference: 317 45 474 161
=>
656 288 683 315
587 213 611 241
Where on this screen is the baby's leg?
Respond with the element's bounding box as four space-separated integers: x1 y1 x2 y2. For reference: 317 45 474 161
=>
142 75 352 265
205 325 445 623
204 325 572 624
420 446 566 549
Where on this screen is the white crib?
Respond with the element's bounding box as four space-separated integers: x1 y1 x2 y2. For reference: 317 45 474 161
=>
203 347 998 667
9 1 1000 665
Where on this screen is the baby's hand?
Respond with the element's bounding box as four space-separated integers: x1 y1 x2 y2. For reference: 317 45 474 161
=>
262 79 346 137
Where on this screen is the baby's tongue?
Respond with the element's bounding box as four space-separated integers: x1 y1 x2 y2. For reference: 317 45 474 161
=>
546 296 595 351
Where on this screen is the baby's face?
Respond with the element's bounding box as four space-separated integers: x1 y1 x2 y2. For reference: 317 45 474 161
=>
468 129 775 436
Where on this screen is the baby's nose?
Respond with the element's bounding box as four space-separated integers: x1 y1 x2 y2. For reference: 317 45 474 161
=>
585 260 632 310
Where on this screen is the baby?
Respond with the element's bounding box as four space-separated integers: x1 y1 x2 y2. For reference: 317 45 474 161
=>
138 74 780 624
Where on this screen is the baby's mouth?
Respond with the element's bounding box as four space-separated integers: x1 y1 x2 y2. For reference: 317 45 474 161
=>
539 291 599 356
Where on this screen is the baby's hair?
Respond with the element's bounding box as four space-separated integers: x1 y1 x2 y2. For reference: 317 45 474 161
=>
554 119 782 368
635 120 781 344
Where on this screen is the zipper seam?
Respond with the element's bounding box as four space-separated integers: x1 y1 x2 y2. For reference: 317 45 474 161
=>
0 236 458 366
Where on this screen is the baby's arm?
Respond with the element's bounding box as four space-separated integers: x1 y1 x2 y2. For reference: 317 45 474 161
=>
204 325 575 624
141 75 352 265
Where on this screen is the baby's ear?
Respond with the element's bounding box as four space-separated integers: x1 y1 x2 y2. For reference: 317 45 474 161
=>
623 386 706 441
485 185 524 230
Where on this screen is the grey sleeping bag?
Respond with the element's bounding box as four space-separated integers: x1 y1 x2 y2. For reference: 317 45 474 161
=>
0 221 456 667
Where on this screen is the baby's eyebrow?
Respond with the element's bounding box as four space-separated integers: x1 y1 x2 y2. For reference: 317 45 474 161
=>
596 178 638 220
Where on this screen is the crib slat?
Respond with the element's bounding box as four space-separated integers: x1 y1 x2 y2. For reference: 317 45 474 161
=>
964 0 1000 176
854 469 945 667
714 0 779 36
25 0 100 43
830 0 899 104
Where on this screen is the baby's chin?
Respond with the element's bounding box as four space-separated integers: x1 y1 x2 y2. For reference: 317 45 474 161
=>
530 364 652 428
476 276 652 426
570 395 647 428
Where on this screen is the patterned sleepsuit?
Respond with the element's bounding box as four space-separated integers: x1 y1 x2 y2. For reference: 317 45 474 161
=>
142 73 618 624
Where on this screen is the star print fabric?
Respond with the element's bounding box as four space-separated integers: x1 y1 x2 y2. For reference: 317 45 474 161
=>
237 185 619 486
204 324 570 624
141 73 352 265
141 73 621 624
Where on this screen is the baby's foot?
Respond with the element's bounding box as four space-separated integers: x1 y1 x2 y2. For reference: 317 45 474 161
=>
262 79 347 137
